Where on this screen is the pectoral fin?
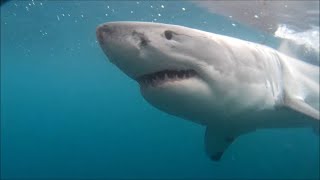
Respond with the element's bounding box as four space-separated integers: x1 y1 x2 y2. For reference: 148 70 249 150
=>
284 95 319 120
205 125 241 161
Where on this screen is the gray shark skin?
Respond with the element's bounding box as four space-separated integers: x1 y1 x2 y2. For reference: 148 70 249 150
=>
96 21 319 161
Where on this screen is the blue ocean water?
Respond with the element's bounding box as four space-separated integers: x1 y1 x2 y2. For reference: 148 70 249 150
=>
1 1 319 179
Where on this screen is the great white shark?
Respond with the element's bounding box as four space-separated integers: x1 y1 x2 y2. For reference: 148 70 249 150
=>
96 21 319 161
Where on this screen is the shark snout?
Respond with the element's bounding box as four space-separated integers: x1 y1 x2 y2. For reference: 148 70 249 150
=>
96 22 148 78
96 24 115 46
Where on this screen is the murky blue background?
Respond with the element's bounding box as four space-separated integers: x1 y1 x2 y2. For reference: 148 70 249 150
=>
1 1 319 179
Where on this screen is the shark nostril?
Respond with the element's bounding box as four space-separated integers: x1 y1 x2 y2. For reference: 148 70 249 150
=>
140 37 148 46
132 31 150 47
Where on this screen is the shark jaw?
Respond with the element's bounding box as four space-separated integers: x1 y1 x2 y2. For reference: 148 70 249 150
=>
96 21 208 91
134 68 215 126
96 21 217 122
136 69 198 88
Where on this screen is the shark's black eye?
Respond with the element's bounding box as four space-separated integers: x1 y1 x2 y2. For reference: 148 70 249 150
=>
164 30 173 40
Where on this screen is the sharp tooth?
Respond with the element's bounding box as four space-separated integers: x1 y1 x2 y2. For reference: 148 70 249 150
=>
181 71 186 79
189 71 194 77
152 79 157 86
186 71 190 78
164 73 168 80
159 73 164 80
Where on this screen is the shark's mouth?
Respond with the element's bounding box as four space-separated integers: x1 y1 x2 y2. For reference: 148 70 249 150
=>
136 69 198 87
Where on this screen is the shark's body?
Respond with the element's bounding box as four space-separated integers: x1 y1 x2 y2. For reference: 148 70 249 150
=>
96 22 319 161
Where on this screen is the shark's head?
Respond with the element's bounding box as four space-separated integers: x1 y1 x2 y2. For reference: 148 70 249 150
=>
96 21 275 125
